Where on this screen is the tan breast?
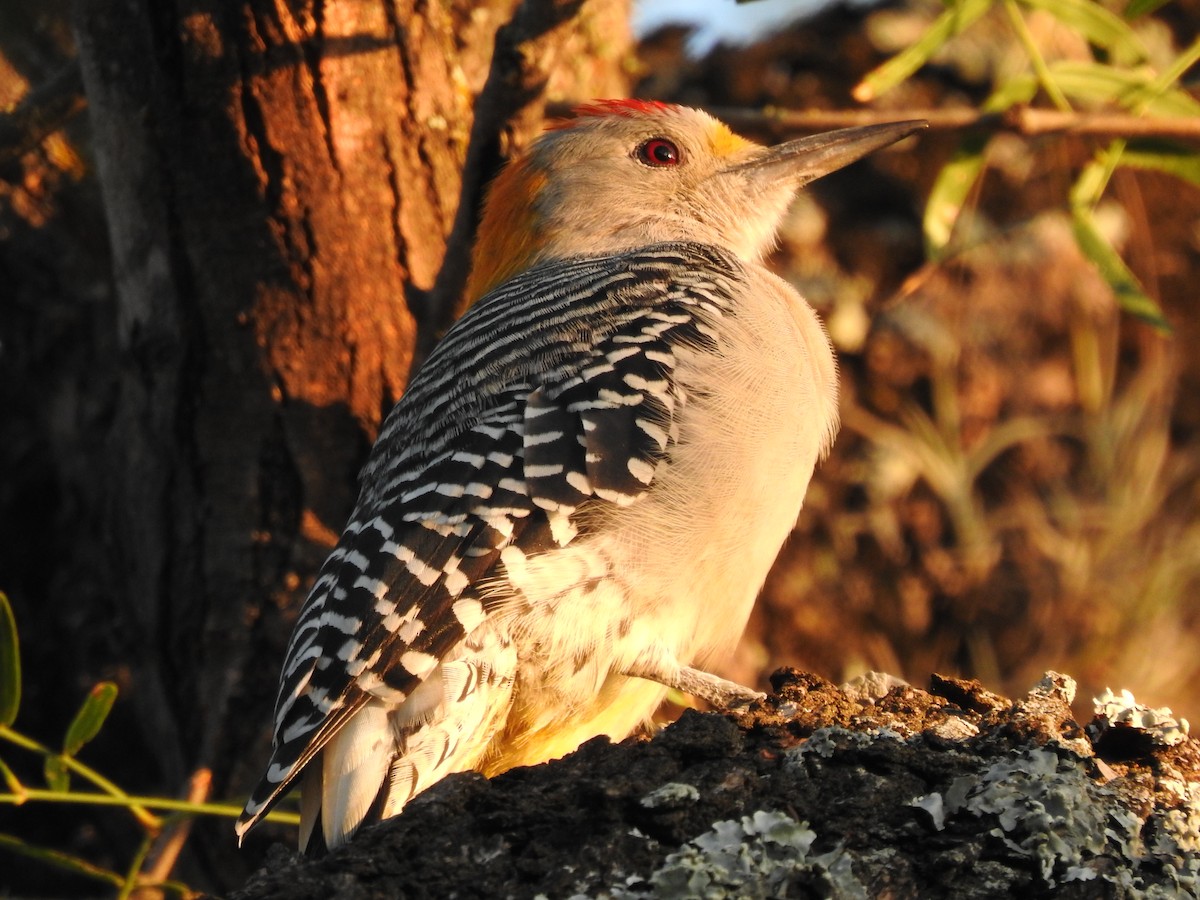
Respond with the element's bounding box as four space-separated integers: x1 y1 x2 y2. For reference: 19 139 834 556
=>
486 266 837 771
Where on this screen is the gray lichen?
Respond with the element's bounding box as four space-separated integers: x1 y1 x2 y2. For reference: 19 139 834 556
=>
640 781 701 809
1148 778 1200 894
943 747 1111 886
929 745 1200 895
785 725 903 764
601 810 867 900
1094 687 1190 747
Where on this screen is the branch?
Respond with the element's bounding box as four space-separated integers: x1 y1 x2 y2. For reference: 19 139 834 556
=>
707 105 1200 142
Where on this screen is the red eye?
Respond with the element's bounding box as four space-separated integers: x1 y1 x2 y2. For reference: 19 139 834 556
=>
637 138 681 167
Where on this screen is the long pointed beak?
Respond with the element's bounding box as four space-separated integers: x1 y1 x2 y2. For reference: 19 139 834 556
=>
726 120 927 186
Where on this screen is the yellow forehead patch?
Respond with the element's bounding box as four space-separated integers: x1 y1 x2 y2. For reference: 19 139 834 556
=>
709 122 756 160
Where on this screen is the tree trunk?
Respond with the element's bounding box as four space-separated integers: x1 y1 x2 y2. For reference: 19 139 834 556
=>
57 0 628 887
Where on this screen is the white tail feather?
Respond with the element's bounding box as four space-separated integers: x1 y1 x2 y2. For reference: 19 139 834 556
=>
319 702 393 849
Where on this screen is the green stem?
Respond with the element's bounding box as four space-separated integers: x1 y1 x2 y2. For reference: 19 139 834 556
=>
1124 36 1200 116
0 831 124 887
1004 0 1072 111
0 831 198 898
118 834 155 900
0 724 161 829
0 785 300 824
1091 139 1129 209
1148 36 1200 98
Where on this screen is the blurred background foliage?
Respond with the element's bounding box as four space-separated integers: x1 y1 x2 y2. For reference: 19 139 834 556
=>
1 0 1198 894
648 0 1200 726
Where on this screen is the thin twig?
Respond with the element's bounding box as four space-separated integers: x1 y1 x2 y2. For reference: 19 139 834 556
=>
0 724 160 829
0 785 300 823
707 105 1200 142
1001 0 1072 112
141 769 212 889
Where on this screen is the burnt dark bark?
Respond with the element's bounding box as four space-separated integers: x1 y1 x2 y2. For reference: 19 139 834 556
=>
229 670 1200 899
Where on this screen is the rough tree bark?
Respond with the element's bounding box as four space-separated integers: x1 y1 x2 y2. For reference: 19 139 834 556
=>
42 0 629 888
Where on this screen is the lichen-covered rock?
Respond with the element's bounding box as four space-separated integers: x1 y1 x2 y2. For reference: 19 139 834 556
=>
228 670 1200 900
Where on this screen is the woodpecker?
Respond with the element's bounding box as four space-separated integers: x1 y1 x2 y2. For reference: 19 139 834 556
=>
236 100 924 852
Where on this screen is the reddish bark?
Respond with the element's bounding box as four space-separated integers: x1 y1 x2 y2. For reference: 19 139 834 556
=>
3 0 632 889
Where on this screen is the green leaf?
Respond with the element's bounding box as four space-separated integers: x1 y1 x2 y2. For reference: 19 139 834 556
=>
43 754 69 793
1119 143 1200 190
1124 0 1173 19
1072 207 1169 330
982 74 1040 112
854 0 993 100
1151 37 1200 96
1048 61 1200 116
1071 154 1115 209
1018 0 1147 63
63 682 118 758
924 134 990 258
0 593 18 728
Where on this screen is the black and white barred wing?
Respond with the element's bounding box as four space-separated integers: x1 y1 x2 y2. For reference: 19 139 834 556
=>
236 243 739 838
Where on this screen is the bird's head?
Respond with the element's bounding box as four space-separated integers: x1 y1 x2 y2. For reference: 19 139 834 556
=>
466 101 925 300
